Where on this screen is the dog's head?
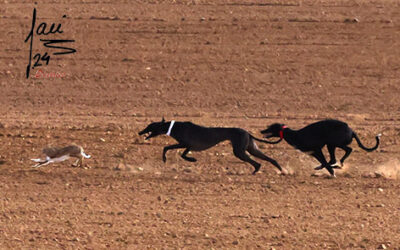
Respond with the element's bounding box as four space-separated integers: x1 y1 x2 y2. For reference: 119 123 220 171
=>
261 123 285 138
138 118 168 140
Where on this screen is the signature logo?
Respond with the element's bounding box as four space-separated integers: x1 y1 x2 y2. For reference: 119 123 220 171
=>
34 69 66 79
24 8 76 79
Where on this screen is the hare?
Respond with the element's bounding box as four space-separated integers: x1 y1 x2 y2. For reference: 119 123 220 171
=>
31 145 91 168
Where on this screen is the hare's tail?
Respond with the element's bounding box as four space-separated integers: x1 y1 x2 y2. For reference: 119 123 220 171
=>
81 151 91 159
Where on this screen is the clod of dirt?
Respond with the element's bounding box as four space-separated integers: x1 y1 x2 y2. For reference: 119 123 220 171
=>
311 172 326 177
344 18 359 23
373 159 400 179
114 162 131 171
377 244 387 249
362 172 382 178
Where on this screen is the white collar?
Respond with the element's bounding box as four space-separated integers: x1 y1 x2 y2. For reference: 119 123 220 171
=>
166 120 175 136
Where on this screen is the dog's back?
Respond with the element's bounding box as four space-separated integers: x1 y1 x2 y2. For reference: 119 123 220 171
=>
172 122 246 151
296 120 353 148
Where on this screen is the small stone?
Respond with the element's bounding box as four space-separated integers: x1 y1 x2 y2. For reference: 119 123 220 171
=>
311 172 324 177
378 188 384 192
377 244 387 249
232 240 239 245
344 17 359 23
100 138 106 142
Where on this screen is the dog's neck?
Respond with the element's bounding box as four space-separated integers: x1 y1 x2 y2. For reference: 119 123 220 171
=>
166 120 175 136
281 128 299 147
279 125 288 139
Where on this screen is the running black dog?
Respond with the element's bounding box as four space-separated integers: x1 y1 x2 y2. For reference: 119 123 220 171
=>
261 119 381 177
139 118 284 175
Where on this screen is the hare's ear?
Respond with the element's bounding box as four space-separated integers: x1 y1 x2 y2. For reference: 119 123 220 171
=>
161 117 165 123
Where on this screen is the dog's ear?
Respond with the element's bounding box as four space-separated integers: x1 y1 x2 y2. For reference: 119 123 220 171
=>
161 117 165 123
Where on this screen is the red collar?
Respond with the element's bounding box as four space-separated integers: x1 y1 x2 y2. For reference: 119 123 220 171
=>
279 125 287 139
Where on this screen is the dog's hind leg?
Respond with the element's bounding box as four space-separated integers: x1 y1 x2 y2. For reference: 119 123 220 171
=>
181 148 197 162
247 141 282 172
232 148 261 175
314 145 339 170
162 144 186 163
338 146 352 166
311 149 335 177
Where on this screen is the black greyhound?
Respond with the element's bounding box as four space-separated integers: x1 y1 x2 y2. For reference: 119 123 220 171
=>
261 119 381 177
138 119 284 175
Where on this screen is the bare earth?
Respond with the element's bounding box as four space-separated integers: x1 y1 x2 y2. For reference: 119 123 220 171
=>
1 0 400 249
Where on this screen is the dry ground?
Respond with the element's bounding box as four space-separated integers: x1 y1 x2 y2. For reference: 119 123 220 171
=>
1 0 400 249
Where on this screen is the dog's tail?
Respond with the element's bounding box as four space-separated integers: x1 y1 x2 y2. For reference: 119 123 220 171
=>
251 135 282 144
352 132 381 152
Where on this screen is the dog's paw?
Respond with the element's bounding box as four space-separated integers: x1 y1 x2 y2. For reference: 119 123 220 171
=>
330 162 342 169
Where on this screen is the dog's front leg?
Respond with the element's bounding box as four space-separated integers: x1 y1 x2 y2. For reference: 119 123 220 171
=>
181 148 197 162
162 144 185 163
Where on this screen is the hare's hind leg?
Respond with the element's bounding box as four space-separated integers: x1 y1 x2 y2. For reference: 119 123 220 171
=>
79 156 84 168
71 155 83 167
76 155 84 168
72 158 80 167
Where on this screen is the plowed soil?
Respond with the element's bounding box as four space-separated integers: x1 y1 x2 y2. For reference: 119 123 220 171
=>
1 0 400 249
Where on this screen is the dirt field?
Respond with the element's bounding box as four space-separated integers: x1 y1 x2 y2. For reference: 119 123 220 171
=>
1 0 400 248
